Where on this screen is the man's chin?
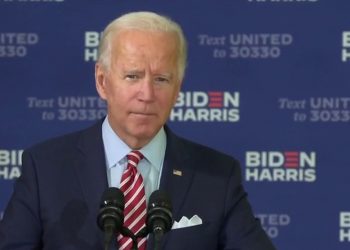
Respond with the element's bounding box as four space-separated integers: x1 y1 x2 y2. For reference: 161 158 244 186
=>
118 124 162 148
129 126 159 141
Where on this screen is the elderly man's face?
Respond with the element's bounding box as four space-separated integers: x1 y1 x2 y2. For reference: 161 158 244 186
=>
96 30 182 149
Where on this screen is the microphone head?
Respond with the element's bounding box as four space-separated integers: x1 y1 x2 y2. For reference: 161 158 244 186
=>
148 190 172 211
147 190 173 233
100 187 124 209
97 187 125 232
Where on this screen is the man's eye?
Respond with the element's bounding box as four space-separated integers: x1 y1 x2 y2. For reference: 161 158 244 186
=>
125 74 139 80
155 77 169 84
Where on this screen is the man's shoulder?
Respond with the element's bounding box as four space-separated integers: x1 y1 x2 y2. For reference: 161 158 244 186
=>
25 120 102 156
165 126 240 171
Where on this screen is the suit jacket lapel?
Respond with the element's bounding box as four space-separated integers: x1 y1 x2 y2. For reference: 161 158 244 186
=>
148 126 197 250
159 126 195 221
75 120 109 215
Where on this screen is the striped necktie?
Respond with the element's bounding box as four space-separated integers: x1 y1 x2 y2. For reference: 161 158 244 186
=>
117 150 147 250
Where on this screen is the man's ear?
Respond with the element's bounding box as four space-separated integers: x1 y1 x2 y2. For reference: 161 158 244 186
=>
95 63 107 100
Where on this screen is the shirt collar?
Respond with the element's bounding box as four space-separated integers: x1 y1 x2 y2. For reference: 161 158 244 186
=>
102 117 166 171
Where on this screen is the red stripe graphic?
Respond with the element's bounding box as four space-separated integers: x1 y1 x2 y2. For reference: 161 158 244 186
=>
208 91 223 108
284 151 299 168
208 91 222 96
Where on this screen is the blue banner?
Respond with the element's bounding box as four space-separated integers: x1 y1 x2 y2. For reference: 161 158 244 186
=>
1 1 350 249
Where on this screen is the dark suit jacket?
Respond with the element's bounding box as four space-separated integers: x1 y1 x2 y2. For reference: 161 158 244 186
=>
0 120 275 250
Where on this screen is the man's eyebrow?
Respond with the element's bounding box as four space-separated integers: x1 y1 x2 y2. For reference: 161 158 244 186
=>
122 69 145 75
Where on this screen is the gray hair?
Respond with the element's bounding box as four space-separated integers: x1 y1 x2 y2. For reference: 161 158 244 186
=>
97 11 188 81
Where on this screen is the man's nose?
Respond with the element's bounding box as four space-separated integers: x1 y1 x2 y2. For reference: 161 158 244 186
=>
138 78 155 102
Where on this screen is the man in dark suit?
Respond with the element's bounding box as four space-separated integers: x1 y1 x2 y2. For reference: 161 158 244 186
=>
0 11 276 250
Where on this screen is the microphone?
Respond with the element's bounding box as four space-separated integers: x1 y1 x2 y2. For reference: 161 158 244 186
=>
97 187 125 250
146 190 173 249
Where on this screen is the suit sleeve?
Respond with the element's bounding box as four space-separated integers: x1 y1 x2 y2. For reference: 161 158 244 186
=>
219 159 276 250
0 150 43 249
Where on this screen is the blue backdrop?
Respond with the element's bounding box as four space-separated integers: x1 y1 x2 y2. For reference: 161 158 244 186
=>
1 0 350 249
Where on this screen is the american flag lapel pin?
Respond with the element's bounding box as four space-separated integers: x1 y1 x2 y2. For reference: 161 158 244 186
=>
173 169 182 176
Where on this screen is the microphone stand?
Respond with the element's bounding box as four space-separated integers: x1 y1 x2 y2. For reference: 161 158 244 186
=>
122 226 145 250
153 227 164 250
131 236 138 250
136 226 163 250
121 225 166 250
103 223 114 250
